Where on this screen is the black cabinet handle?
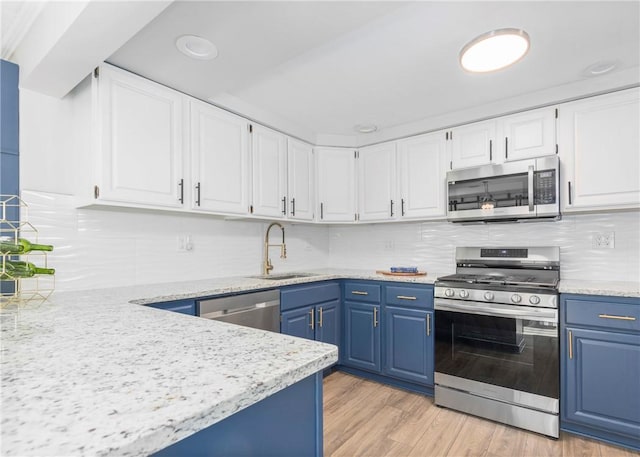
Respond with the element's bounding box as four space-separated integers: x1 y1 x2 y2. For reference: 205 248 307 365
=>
282 197 287 215
320 202 324 220
568 182 572 205
390 200 394 217
178 179 184 204
401 198 405 216
505 137 509 159
195 182 201 206
291 198 295 216
489 140 492 161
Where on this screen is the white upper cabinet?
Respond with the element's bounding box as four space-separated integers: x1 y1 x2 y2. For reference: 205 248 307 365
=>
190 99 250 215
96 65 185 208
500 107 557 162
358 143 396 222
315 147 357 223
558 88 640 212
397 131 447 219
448 119 496 170
287 138 314 221
250 125 288 218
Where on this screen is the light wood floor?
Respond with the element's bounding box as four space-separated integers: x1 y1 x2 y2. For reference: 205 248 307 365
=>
323 371 639 457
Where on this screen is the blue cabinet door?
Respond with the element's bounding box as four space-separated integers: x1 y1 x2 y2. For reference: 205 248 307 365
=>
384 306 433 385
344 301 380 372
148 299 196 315
564 327 640 441
281 305 315 341
316 298 340 347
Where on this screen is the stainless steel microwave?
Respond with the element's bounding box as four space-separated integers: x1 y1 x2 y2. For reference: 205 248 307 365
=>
446 155 560 223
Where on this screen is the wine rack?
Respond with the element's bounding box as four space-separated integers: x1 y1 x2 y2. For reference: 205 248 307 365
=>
1 195 55 308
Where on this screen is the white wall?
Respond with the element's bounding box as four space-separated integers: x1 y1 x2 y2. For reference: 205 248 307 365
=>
328 212 640 282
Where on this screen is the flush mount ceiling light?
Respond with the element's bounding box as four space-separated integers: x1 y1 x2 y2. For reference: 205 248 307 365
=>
176 35 218 60
460 28 530 73
584 60 617 76
354 124 378 134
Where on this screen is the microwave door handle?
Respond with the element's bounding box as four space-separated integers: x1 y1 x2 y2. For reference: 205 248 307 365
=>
528 165 535 212
435 299 558 322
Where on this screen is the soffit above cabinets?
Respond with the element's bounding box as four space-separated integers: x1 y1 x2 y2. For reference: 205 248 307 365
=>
105 1 640 145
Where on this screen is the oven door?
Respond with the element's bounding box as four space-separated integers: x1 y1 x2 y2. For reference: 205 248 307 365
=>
435 298 559 410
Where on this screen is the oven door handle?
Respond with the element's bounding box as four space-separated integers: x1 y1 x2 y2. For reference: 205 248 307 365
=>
435 298 557 322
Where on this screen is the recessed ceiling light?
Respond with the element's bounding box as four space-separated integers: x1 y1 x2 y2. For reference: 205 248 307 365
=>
584 61 617 76
460 28 530 73
355 124 378 134
176 35 218 60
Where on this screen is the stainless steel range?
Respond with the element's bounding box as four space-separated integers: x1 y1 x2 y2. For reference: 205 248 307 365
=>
434 247 560 438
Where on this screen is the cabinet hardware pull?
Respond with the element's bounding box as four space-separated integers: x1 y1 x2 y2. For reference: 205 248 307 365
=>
390 200 394 217
318 307 323 328
426 313 431 336
568 330 573 359
351 291 368 295
397 295 417 300
373 307 378 328
178 179 184 204
309 308 315 330
568 182 572 205
291 198 295 216
320 202 324 220
505 137 509 159
599 314 637 321
401 198 405 216
282 197 287 215
489 140 492 161
195 182 201 206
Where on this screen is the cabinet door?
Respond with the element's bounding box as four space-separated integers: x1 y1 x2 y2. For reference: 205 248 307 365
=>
190 100 250 215
287 139 314 221
315 147 356 222
449 119 496 170
384 307 433 385
281 305 315 341
397 132 447 219
316 298 340 347
98 65 184 208
251 125 288 218
344 301 381 372
559 88 640 211
357 143 396 221
564 327 640 440
501 107 556 162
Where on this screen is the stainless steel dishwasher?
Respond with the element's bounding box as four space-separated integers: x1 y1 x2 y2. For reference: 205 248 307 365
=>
198 289 280 333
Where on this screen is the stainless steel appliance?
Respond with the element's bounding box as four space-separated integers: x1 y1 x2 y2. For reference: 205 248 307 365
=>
199 289 280 333
434 247 560 437
446 155 560 223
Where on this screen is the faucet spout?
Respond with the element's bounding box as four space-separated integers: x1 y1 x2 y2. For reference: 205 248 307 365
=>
263 222 286 275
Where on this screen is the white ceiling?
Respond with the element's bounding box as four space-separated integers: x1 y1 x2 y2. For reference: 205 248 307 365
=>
107 1 640 144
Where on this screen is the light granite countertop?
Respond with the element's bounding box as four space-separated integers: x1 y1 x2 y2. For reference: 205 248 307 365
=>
558 279 640 298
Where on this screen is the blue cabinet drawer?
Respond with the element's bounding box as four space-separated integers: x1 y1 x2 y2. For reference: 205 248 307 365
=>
386 284 433 309
344 282 381 303
281 281 340 311
564 295 640 333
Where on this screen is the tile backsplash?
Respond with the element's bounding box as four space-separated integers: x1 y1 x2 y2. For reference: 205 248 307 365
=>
21 190 640 291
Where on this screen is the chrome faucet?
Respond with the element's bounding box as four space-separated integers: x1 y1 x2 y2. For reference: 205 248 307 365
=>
263 222 286 275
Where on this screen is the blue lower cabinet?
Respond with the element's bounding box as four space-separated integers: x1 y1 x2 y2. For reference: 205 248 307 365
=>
316 298 340 347
344 301 381 372
147 299 196 316
384 306 433 385
153 372 323 457
561 294 640 451
281 305 315 340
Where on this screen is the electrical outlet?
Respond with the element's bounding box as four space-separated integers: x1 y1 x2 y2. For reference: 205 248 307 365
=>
592 231 615 249
177 235 186 251
384 239 395 251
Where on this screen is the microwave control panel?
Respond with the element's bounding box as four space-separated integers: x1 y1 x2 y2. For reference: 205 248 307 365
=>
534 170 556 204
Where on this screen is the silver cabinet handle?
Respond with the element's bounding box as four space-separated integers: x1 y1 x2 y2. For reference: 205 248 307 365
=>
397 295 417 301
351 291 369 296
309 308 314 330
426 313 431 336
489 140 493 161
318 307 323 328
568 330 573 359
373 307 378 328
599 314 637 321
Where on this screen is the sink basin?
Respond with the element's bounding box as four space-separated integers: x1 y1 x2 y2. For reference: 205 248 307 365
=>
250 273 319 281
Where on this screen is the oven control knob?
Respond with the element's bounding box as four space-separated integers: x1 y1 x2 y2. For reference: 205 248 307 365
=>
529 295 541 305
444 289 455 298
484 292 495 301
511 294 522 303
459 290 469 298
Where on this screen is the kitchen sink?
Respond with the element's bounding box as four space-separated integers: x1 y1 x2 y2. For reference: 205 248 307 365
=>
250 273 319 280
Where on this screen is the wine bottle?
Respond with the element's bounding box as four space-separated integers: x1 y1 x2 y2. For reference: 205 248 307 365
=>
1 260 55 279
0 238 54 254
